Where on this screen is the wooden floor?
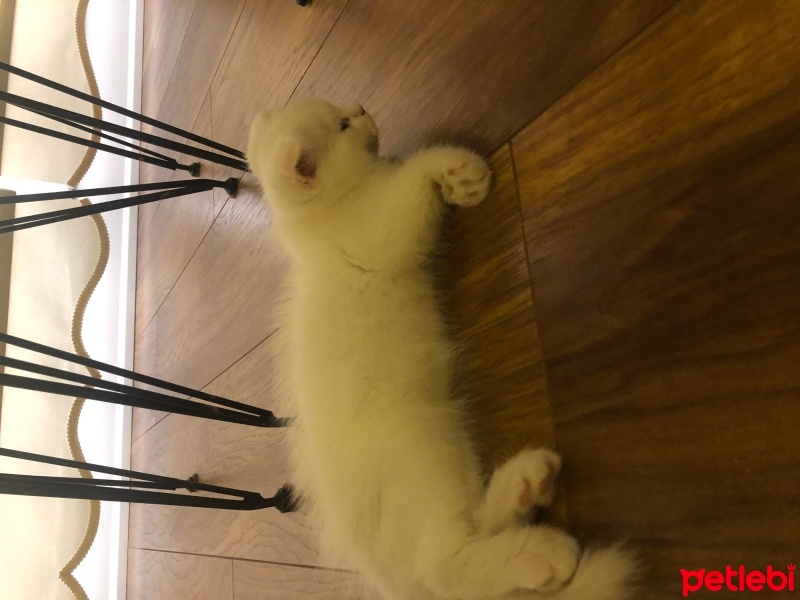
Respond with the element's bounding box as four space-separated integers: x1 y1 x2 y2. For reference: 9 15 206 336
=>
130 2 800 598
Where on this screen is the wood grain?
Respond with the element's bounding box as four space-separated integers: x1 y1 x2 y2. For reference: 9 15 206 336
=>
233 561 358 600
155 0 246 133
145 173 288 389
512 1 800 593
134 93 231 441
127 548 232 600
209 0 349 151
131 311 167 442
140 0 197 121
135 93 222 335
446 146 556 464
129 335 326 566
446 144 568 525
292 0 676 157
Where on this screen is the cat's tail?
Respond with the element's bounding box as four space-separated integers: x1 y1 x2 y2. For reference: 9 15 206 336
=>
539 544 640 600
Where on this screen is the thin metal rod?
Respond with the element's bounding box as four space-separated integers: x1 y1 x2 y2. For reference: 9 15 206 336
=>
0 354 272 425
0 356 260 424
1 91 249 171
0 180 233 235
1 178 219 205
0 449 297 512
0 114 185 172
0 332 284 424
0 447 218 491
0 373 270 427
0 474 179 490
0 447 276 510
28 106 178 163
0 481 275 510
0 60 246 159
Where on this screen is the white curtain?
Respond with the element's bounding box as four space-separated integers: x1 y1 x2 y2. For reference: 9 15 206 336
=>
0 1 110 599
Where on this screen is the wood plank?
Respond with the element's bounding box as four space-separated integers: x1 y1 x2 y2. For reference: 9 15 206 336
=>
233 561 357 600
140 0 165 75
127 548 232 600
139 0 348 390
145 172 288 389
131 314 167 441
135 93 222 336
140 0 197 121
446 144 567 524
446 146 556 464
129 335 324 565
292 0 676 157
512 1 800 593
209 0 349 151
139 0 242 234
134 92 230 443
156 0 246 133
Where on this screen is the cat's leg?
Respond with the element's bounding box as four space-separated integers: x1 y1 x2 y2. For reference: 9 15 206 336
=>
419 525 580 599
476 448 562 534
380 147 491 256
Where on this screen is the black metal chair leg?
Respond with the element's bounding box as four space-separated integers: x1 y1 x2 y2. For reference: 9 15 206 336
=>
0 61 246 160
0 91 249 171
0 331 291 427
0 448 296 511
0 178 240 235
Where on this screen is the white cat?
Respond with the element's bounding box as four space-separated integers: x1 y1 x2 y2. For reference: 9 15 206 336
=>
247 99 637 600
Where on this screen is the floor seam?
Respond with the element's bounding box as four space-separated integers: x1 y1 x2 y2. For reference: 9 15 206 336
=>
486 0 683 158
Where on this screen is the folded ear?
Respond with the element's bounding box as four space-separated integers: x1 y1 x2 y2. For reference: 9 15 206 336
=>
276 137 317 185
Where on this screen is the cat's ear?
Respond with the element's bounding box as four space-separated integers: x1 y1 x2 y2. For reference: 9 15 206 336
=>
276 137 317 185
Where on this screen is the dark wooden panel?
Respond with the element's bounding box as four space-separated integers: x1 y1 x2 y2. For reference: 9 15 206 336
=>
513 1 800 594
209 0 349 150
447 146 556 464
292 0 675 157
446 145 568 524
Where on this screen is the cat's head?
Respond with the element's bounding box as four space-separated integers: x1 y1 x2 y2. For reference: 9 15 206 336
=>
247 99 379 213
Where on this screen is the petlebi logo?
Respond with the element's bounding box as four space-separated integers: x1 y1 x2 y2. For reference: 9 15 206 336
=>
681 565 796 596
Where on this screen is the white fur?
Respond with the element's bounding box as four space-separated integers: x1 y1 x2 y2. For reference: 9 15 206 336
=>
247 99 637 600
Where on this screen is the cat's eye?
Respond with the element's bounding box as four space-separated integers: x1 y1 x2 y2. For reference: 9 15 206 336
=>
340 118 350 131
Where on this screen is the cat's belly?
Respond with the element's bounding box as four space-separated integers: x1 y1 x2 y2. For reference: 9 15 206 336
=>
292 379 480 576
290 276 456 415
286 275 479 565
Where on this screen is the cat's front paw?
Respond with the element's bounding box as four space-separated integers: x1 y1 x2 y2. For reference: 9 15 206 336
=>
439 150 491 207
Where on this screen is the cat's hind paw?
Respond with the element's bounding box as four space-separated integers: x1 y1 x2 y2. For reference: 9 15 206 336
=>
512 526 581 593
479 448 562 533
439 150 491 207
